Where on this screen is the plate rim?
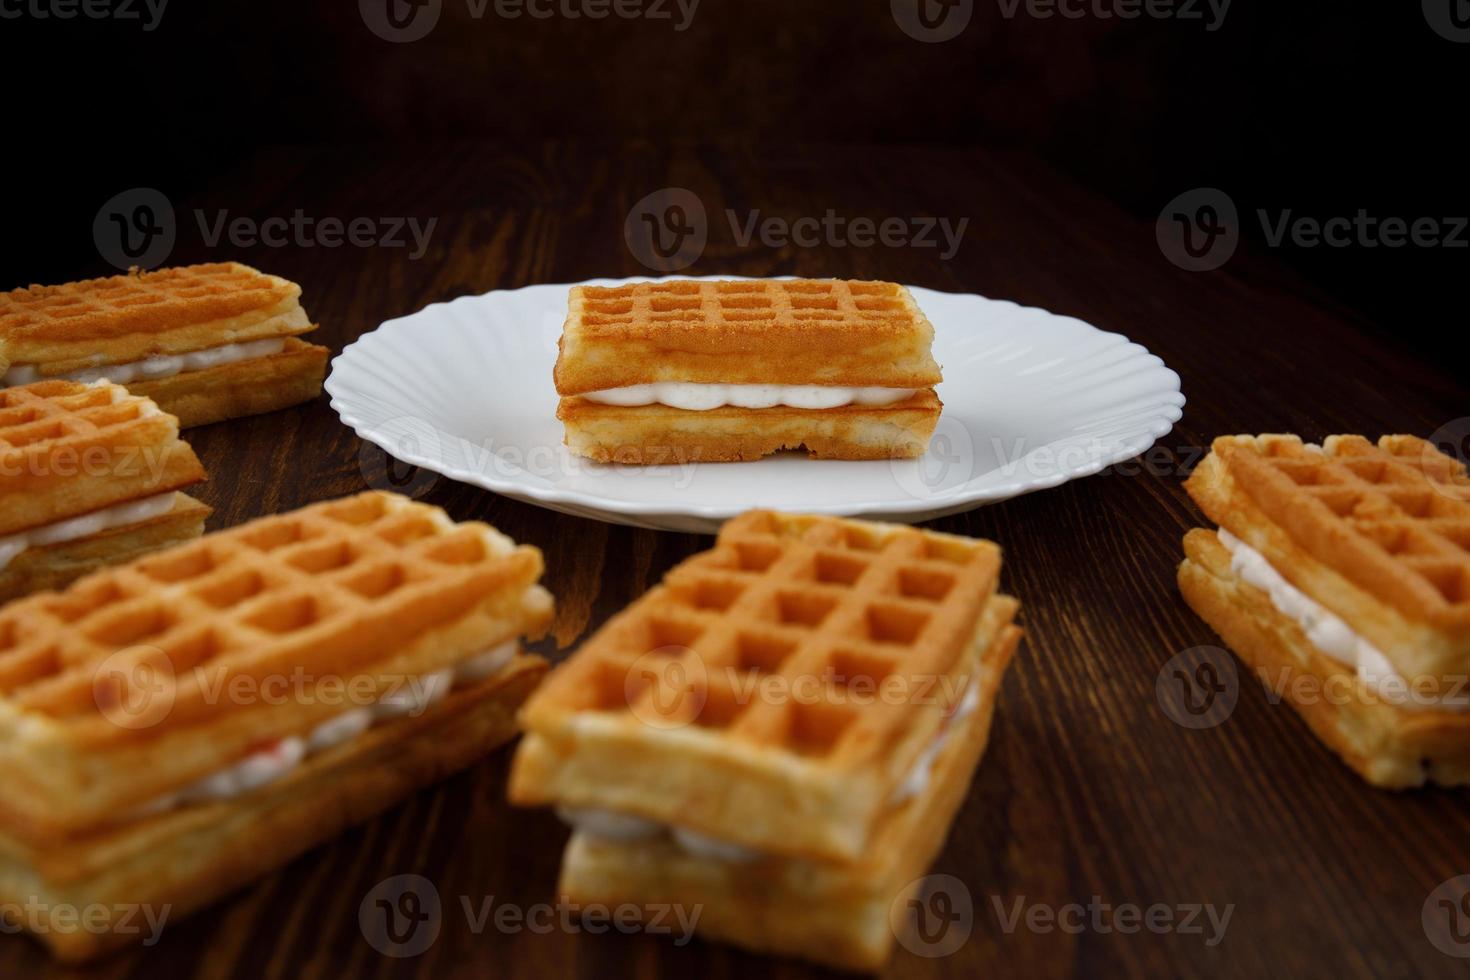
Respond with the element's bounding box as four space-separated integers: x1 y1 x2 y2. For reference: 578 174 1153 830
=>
326 275 1186 523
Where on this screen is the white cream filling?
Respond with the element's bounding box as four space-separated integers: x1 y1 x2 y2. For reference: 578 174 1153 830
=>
0 492 179 572
2 338 287 388
890 680 982 805
1218 529 1468 711
581 383 918 411
128 641 521 817
558 683 982 862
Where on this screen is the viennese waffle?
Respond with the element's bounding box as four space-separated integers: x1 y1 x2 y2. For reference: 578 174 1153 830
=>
0 492 553 961
554 280 943 462
0 263 329 428
1179 434 1470 787
511 511 1021 969
0 380 208 602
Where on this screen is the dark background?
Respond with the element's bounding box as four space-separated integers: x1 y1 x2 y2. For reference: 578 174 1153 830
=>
2 1 1462 355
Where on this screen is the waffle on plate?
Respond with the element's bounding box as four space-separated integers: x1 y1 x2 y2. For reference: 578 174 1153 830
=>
553 280 943 463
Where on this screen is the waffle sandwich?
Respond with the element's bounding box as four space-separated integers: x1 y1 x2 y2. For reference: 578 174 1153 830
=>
0 380 208 602
510 511 1021 970
554 280 943 463
0 263 329 428
0 491 554 961
1179 434 1470 788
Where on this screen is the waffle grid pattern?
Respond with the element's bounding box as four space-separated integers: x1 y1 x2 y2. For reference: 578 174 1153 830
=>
575 280 911 330
1236 434 1470 612
559 511 998 764
0 263 293 342
0 381 154 457
0 493 534 730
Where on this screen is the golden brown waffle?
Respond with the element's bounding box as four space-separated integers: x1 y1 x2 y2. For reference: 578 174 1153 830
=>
558 391 940 462
123 336 328 429
0 642 546 964
0 380 206 537
554 279 943 393
0 491 553 844
0 263 312 374
557 618 1020 971
1186 434 1470 680
512 510 1016 862
1180 528 1470 788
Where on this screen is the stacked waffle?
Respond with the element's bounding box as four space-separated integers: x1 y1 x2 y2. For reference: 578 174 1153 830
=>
0 491 553 961
1180 434 1470 787
0 263 329 428
0 380 208 601
554 279 943 463
511 510 1020 970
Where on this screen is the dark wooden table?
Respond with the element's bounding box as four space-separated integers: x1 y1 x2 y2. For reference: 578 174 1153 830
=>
5 142 1466 979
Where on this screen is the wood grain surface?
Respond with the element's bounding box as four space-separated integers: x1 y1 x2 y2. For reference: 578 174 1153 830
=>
3 142 1466 979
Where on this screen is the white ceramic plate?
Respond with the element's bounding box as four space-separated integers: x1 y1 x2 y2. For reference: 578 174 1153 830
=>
327 276 1184 532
